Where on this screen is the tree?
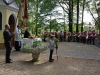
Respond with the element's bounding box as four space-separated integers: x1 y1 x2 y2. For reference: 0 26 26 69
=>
58 0 74 33
85 0 100 28
81 0 85 32
76 0 79 33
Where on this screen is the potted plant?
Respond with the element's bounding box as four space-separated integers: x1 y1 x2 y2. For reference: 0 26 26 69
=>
22 39 48 62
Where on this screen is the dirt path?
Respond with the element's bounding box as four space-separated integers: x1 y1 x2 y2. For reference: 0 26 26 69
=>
0 42 100 75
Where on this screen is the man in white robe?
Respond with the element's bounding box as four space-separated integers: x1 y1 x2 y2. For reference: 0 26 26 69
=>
14 25 22 51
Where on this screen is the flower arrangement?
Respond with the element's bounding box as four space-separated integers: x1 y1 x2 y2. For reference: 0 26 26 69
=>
29 34 35 39
22 38 48 62
37 34 42 38
22 39 48 53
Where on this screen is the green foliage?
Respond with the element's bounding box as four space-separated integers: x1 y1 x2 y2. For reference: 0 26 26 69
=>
16 0 99 33
39 0 57 14
26 21 35 29
15 0 20 5
50 19 58 30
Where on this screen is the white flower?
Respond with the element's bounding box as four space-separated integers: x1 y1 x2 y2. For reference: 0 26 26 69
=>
22 39 48 53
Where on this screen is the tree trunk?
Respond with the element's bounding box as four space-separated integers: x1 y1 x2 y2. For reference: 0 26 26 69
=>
50 15 51 32
36 0 39 36
68 0 73 33
71 0 73 33
76 0 79 33
81 0 85 32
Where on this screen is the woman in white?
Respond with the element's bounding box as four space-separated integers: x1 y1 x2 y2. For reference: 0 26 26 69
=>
14 25 22 51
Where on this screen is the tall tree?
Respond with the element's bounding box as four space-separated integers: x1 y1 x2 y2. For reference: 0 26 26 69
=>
86 0 100 28
76 0 80 33
69 0 73 33
81 0 85 32
58 0 73 33
36 0 39 36
39 0 57 32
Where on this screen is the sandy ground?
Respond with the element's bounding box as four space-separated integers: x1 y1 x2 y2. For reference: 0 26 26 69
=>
0 42 100 75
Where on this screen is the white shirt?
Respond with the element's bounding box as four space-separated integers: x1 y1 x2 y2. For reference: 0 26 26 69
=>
49 39 55 50
14 28 21 41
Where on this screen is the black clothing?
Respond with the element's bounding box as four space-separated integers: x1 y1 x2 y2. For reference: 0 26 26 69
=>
24 30 30 38
87 38 92 44
49 50 54 61
92 37 95 45
15 41 21 51
44 35 47 42
68 36 71 42
3 29 14 63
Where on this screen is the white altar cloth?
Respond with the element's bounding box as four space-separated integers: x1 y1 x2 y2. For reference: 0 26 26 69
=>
22 38 33 44
34 38 42 41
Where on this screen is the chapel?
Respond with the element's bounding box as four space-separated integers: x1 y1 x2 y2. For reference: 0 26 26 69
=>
0 0 18 49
